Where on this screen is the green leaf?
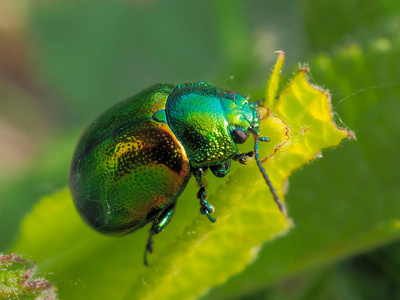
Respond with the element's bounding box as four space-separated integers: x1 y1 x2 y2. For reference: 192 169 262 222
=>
11 53 348 299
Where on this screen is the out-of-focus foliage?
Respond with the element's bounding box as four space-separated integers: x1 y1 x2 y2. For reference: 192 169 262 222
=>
1 0 399 299
0 253 57 299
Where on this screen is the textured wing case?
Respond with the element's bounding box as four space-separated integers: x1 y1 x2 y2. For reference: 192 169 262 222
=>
69 84 191 235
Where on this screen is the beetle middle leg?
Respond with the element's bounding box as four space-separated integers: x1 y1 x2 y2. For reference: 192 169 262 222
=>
144 201 177 266
193 168 216 223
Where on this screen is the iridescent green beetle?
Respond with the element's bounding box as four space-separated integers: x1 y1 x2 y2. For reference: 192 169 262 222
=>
69 82 286 265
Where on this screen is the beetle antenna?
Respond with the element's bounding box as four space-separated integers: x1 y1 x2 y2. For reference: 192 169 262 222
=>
253 134 287 216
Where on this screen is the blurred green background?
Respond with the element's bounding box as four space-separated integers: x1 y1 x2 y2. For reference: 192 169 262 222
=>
1 0 399 299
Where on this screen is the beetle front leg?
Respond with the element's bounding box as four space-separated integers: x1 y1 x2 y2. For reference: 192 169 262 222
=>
144 202 177 266
233 151 254 164
193 168 217 223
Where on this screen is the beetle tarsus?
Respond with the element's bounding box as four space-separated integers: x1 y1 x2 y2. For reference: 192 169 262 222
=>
144 202 177 266
194 169 217 223
204 209 217 223
200 202 216 222
144 231 154 266
198 188 217 223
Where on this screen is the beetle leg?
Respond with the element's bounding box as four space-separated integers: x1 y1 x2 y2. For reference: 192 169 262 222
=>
144 201 177 266
209 161 231 178
193 168 217 223
144 231 154 266
232 151 254 164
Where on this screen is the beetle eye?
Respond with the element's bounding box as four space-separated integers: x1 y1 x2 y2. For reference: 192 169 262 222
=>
232 129 248 144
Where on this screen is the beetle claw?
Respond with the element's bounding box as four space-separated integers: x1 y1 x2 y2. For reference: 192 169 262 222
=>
144 234 153 266
205 211 217 223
